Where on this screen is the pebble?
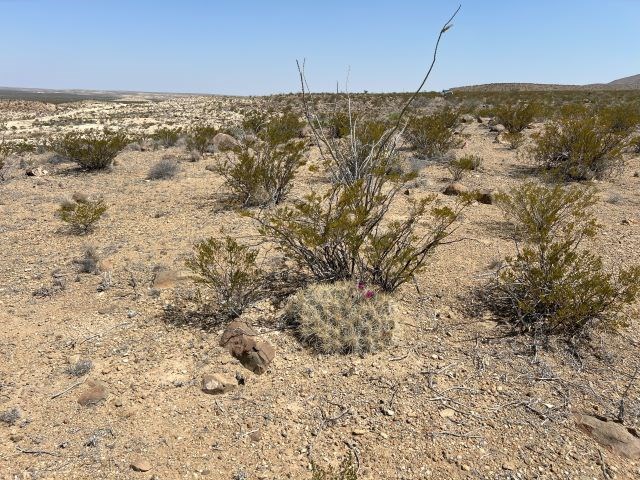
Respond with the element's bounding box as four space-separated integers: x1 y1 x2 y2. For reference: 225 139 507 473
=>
130 456 152 472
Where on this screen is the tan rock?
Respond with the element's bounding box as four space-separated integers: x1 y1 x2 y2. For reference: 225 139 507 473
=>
201 373 236 394
443 183 469 196
77 381 107 406
574 413 640 459
130 456 152 472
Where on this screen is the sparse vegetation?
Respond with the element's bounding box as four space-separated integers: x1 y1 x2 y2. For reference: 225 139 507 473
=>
503 131 526 150
55 130 128 170
447 154 482 180
0 407 21 426
57 197 107 234
186 125 218 156
531 112 628 181
148 156 180 180
186 236 264 321
215 140 304 207
311 453 359 480
151 127 182 147
259 110 304 145
286 281 393 355
494 102 538 133
77 246 100 273
405 107 464 159
488 182 640 336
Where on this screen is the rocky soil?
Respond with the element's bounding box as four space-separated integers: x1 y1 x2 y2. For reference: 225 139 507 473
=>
1 96 640 479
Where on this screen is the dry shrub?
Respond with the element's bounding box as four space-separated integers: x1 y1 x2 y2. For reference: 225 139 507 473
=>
447 154 482 180
214 140 305 207
148 157 180 180
503 131 526 150
286 281 393 355
493 102 538 133
151 127 182 147
57 197 107 234
405 107 464 159
488 182 640 336
55 130 128 170
531 113 628 181
186 237 264 321
76 246 100 273
186 125 218 157
311 453 359 480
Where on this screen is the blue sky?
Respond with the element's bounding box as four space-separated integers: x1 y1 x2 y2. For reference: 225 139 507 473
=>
1 0 639 95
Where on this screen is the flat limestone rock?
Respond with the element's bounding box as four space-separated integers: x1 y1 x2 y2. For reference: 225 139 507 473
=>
574 413 640 459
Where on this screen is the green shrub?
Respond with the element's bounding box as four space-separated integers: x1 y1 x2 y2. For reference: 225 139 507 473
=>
323 111 352 139
489 182 640 336
186 237 263 321
55 131 127 170
598 104 640 135
57 197 107 234
447 154 482 180
405 108 464 159
214 140 304 207
259 111 305 146
258 183 463 292
151 127 182 147
311 454 358 480
186 125 218 156
286 281 393 355
630 135 640 154
242 111 269 136
530 114 627 181
493 102 538 133
503 131 526 150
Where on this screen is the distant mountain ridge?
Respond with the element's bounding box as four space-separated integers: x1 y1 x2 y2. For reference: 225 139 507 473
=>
453 74 640 92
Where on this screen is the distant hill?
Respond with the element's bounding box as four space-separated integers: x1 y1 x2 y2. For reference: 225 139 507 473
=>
608 74 640 87
452 74 640 92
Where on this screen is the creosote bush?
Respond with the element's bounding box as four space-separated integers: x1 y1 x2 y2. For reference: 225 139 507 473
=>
531 113 628 181
493 102 538 133
55 130 128 170
214 140 304 207
489 182 640 336
598 104 640 135
186 125 218 156
259 110 305 145
405 107 464 159
186 237 263 321
57 197 107 234
151 127 182 147
148 157 180 180
447 154 482 180
286 281 393 355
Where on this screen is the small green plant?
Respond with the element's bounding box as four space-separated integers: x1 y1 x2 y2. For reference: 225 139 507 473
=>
215 140 305 207
151 127 182 147
286 281 393 355
531 113 627 181
259 110 305 146
148 156 180 180
489 182 640 336
186 125 218 157
311 453 359 480
494 102 538 133
186 237 264 321
405 107 464 159
503 131 526 150
447 154 482 180
242 111 269 136
57 197 107 234
598 104 640 135
55 130 128 170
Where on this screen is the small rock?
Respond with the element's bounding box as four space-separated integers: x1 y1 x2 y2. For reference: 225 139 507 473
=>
201 374 236 395
489 124 506 133
249 430 262 442
77 381 107 406
212 133 240 151
352 429 368 436
26 166 49 177
502 462 516 471
475 189 498 205
439 408 456 418
220 321 275 375
381 407 395 416
152 269 180 289
443 182 469 196
130 456 152 472
9 433 24 442
621 218 634 225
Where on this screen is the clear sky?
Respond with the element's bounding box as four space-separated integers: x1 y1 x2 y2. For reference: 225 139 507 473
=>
1 0 639 95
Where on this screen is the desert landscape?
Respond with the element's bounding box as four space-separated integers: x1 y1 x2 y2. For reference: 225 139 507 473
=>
1 77 640 480
2 3 640 478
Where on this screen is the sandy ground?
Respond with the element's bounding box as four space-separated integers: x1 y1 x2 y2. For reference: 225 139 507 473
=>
1 97 640 479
